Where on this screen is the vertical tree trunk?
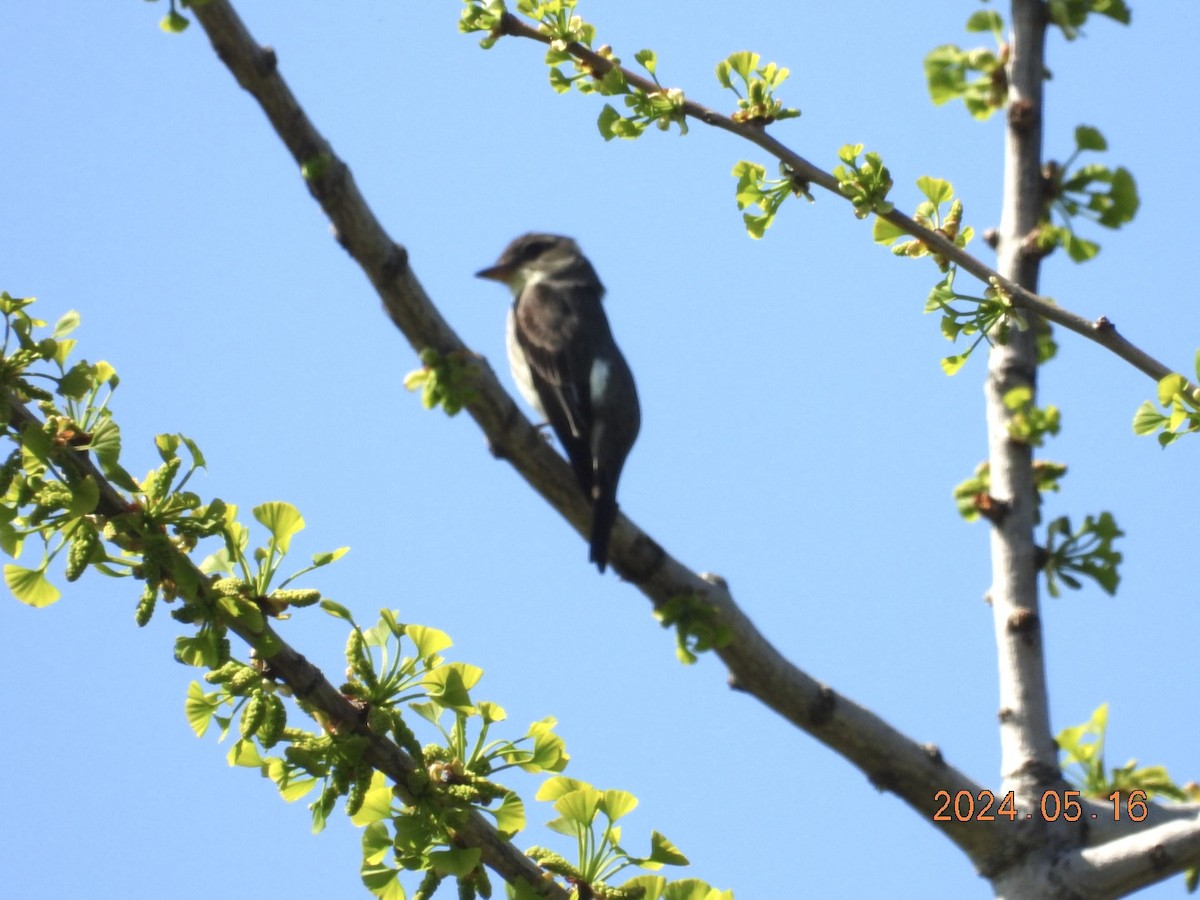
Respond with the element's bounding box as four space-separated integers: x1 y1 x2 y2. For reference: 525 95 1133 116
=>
988 0 1058 801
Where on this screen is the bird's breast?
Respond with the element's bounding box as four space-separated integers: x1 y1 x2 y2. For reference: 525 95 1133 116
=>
505 306 546 416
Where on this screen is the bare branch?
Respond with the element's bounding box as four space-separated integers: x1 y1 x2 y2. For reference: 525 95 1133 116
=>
996 815 1200 899
185 0 1011 874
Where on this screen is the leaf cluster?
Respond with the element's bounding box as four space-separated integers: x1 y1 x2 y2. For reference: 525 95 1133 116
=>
952 460 1066 524
1134 358 1200 447
951 461 1121 599
920 271 1014 376
2 293 729 899
1042 512 1123 598
1047 0 1131 41
654 593 731 665
832 144 894 220
527 775 701 899
1058 701 1197 890
875 176 973 270
1002 386 1061 448
1039 126 1139 262
404 348 480 417
924 10 1008 120
730 160 811 240
1058 704 1189 802
714 51 800 127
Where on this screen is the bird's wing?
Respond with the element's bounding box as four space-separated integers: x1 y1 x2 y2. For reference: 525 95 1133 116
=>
513 279 594 439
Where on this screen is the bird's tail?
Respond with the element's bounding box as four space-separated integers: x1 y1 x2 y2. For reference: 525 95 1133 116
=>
589 481 618 573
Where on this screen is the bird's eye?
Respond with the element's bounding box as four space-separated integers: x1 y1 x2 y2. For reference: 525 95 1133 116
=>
521 239 551 260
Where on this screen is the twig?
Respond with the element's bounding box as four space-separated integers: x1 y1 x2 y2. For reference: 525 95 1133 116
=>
496 14 1187 388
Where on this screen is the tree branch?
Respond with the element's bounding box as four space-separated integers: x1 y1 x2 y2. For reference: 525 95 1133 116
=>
494 13 1187 389
988 0 1057 798
3 397 568 899
184 0 1012 874
1072 817 1200 897
989 814 1200 899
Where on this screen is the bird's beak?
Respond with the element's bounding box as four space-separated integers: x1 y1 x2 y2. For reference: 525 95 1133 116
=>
474 263 512 282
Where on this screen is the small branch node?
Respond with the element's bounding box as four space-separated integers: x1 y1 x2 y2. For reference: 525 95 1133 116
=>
1150 844 1171 871
1008 97 1036 131
383 243 410 282
808 684 837 727
256 45 278 76
975 493 1011 526
1006 607 1039 637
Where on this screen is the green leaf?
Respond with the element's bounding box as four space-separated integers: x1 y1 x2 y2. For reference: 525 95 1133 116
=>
602 789 638 821
228 738 264 767
525 717 570 772
966 10 1003 32
254 501 305 554
405 623 453 659
4 564 60 607
548 66 572 94
360 861 406 900
536 775 592 802
1074 124 1107 152
409 701 441 727
1131 402 1166 436
1100 166 1139 227
160 11 190 33
493 790 526 836
724 51 759 81
1063 231 1099 262
309 546 350 568
320 598 355 622
175 634 216 668
941 354 969 376
1156 373 1188 407
428 848 482 878
361 821 393 868
52 310 80 338
597 103 621 141
553 787 602 826
648 830 690 866
350 771 395 826
837 143 863 165
89 419 138 491
635 48 657 75
185 682 222 737
425 663 481 712
916 176 953 205
872 216 907 246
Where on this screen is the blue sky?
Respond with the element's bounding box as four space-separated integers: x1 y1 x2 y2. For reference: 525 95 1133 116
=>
3 2 1199 898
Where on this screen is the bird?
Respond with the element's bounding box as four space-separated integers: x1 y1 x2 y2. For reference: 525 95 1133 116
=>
476 233 640 573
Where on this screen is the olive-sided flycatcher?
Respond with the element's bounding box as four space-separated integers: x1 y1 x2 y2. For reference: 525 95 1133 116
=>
476 234 640 573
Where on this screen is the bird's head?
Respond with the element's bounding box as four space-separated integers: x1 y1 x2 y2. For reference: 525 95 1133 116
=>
476 233 596 296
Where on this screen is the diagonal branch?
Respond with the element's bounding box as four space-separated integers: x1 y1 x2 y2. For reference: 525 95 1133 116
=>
494 13 1186 389
186 0 1012 873
3 397 568 900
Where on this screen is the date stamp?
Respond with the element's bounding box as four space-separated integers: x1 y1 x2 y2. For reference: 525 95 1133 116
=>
933 789 1149 823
